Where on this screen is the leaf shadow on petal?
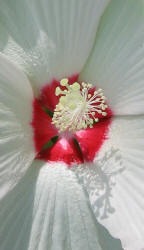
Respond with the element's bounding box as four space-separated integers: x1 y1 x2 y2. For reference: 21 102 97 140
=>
73 146 125 220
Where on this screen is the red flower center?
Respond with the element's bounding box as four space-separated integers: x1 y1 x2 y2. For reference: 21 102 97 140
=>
32 75 112 166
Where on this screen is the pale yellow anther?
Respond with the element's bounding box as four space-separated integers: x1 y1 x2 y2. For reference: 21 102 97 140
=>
83 122 87 129
98 88 102 92
101 96 106 100
89 118 93 124
52 78 108 133
95 118 99 122
82 82 87 87
60 78 68 86
102 112 107 116
71 82 80 91
87 83 92 88
63 90 68 94
60 96 67 105
55 87 62 96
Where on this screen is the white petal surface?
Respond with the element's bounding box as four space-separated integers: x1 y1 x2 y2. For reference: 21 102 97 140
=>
80 0 144 115
0 0 110 93
0 160 104 250
73 116 144 250
0 53 35 199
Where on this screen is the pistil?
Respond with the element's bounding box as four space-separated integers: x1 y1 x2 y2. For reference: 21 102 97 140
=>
52 78 107 133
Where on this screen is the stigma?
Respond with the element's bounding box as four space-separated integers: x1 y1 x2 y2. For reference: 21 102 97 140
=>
52 78 107 133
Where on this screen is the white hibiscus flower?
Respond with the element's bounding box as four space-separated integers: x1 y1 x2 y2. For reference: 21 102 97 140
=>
0 0 144 250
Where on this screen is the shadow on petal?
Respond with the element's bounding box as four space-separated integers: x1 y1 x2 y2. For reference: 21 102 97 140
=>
73 146 125 220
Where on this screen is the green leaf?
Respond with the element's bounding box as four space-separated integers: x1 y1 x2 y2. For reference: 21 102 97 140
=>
41 136 59 151
42 107 53 118
51 136 59 143
42 140 53 151
73 138 83 154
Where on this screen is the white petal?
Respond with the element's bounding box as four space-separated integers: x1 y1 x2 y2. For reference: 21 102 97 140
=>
0 160 103 250
0 53 35 199
80 0 144 115
74 116 144 250
0 0 110 92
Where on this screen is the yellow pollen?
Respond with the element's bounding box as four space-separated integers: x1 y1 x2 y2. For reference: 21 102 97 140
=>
52 78 108 133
